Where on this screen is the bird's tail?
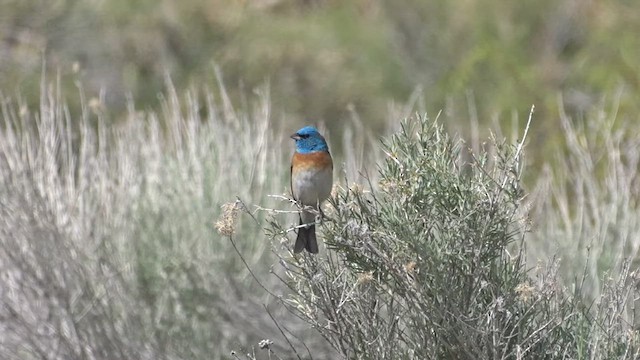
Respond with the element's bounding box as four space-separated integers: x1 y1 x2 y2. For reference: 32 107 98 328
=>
294 222 318 254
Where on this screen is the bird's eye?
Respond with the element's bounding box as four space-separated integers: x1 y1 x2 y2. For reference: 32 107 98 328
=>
300 134 310 139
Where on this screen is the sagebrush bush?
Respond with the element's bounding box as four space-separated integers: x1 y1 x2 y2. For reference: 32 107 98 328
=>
0 79 338 359
268 115 639 359
527 100 640 300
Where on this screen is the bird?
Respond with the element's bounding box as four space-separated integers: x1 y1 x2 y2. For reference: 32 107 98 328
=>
290 126 333 253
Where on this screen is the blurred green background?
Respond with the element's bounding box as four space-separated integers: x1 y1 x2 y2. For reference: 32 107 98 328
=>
3 0 639 145
2 1 640 357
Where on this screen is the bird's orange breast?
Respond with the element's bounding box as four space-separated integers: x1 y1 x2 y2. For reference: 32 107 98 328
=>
291 151 333 171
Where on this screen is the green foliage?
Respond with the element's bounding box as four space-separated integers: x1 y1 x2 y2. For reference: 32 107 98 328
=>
3 0 640 153
1 75 639 359
272 115 639 359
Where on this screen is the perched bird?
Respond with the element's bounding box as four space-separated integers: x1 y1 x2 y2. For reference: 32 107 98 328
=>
290 126 333 253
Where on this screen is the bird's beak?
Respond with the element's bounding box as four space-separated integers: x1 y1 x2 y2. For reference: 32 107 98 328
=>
290 133 301 141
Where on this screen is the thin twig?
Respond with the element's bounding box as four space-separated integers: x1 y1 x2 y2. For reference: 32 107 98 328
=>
237 197 260 225
227 233 279 299
501 104 534 190
264 304 305 360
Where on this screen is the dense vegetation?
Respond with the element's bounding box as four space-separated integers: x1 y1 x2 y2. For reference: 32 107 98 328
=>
0 81 638 359
1 1 639 358
3 1 640 142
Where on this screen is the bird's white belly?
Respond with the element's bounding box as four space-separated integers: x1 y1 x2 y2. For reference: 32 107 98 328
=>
292 167 332 207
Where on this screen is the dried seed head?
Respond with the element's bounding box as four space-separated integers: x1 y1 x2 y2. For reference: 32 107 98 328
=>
379 179 398 193
404 261 417 274
350 182 365 195
357 271 374 285
215 201 241 236
514 282 536 303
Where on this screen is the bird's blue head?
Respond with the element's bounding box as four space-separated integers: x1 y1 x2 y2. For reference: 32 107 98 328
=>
291 126 329 154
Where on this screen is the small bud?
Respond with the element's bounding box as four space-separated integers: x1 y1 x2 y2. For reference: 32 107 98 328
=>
514 282 535 303
404 261 417 274
357 271 374 285
258 339 273 349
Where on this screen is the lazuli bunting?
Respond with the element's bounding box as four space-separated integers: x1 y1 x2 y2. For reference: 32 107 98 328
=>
290 126 333 253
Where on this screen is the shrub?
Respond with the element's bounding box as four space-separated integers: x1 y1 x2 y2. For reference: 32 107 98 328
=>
265 114 639 359
0 78 333 359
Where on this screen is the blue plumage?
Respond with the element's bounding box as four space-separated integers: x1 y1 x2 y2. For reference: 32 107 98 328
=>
292 126 329 153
